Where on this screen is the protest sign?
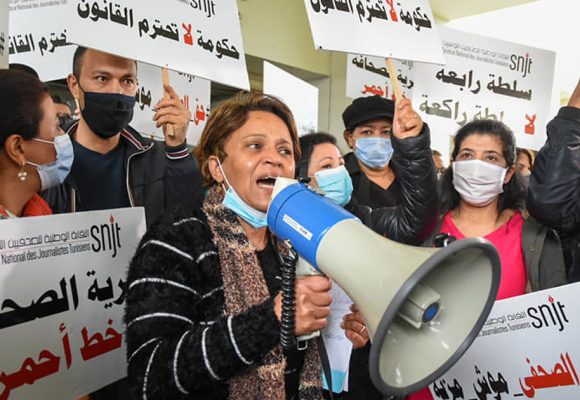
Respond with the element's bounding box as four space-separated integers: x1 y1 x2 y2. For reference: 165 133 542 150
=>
304 0 444 64
8 0 76 81
133 62 211 145
346 53 414 100
429 282 580 400
414 27 555 150
66 0 249 89
0 2 8 69
0 208 146 399
263 62 318 136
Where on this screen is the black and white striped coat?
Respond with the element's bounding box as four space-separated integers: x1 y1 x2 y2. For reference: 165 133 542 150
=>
124 210 282 400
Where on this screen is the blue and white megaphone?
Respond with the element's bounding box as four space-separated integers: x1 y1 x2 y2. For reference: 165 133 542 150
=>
267 178 501 397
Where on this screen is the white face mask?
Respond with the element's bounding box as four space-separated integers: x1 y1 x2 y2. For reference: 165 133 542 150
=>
452 160 508 207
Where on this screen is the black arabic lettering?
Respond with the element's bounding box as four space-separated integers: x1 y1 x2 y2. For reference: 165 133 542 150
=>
0 278 74 329
447 378 464 399
355 0 365 22
366 3 387 22
89 1 109 22
87 272 115 303
310 0 321 13
77 0 90 19
412 6 432 30
432 379 450 399
138 18 150 38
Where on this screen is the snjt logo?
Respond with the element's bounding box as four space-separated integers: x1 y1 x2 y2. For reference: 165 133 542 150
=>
90 215 122 258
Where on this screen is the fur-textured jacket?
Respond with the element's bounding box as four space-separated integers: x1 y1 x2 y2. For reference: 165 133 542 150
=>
124 209 284 400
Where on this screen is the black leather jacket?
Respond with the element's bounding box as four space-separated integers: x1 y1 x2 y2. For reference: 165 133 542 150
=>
528 106 580 281
341 126 439 400
42 122 202 228
347 125 439 246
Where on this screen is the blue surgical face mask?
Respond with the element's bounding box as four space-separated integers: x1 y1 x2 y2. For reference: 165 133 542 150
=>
354 137 393 169
26 134 74 190
314 165 353 206
217 159 268 229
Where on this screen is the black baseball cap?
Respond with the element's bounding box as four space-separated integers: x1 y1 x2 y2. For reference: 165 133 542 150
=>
342 95 395 131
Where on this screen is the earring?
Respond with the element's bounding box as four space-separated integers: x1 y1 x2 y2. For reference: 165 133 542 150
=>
18 164 27 181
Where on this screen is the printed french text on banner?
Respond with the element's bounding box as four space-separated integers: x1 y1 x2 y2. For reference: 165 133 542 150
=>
429 282 580 400
263 62 318 136
133 62 211 146
346 54 414 100
66 0 249 89
413 27 555 150
0 208 146 399
8 0 76 81
304 0 444 64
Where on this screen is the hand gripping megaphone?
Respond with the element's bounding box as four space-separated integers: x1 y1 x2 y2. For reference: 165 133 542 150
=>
267 178 501 397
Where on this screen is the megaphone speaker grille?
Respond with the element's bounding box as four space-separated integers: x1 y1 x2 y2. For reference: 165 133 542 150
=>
369 238 500 396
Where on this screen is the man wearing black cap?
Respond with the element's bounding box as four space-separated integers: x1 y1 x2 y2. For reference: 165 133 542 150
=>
343 95 431 209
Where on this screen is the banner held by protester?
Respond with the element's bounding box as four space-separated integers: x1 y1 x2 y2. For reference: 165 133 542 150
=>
0 208 146 399
303 0 444 65
263 62 319 137
0 1 8 69
8 0 76 81
66 0 249 90
413 27 555 150
429 282 580 400
132 61 211 146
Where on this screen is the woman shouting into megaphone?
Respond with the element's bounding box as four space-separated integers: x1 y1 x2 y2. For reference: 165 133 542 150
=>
125 92 334 400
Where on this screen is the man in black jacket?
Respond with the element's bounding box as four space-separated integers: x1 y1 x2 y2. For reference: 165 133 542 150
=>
42 47 202 228
528 79 580 282
42 47 202 400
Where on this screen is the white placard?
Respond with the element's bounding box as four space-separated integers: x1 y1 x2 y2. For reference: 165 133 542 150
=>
132 62 211 146
346 54 414 100
0 208 146 399
413 27 556 150
263 62 318 136
0 1 8 69
8 0 76 81
304 0 444 64
66 0 249 90
322 283 353 393
429 282 580 400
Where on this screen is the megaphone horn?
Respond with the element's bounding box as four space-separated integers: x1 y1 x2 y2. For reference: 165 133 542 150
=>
267 178 501 396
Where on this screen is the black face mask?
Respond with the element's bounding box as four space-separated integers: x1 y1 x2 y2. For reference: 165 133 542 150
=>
58 115 75 132
80 90 136 138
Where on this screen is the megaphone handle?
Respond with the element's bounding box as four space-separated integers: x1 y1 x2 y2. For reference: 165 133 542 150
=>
277 240 298 351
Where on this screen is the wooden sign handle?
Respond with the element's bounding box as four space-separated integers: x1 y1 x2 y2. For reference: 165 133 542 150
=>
162 68 175 138
385 58 403 102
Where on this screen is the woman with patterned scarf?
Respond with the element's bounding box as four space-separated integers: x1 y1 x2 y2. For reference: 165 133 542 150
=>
125 92 332 400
